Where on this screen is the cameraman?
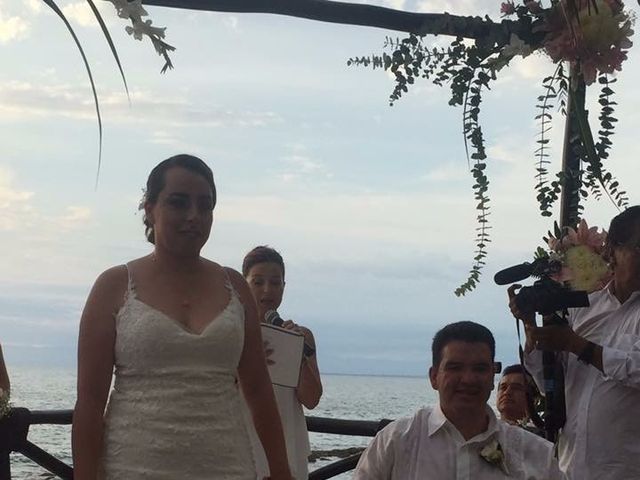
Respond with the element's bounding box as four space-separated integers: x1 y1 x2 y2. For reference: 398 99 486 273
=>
508 206 640 480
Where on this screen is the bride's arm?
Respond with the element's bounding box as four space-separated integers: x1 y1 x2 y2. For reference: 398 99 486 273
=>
228 268 292 480
72 266 123 480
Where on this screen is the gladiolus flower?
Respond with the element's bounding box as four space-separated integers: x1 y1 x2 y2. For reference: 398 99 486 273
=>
500 1 516 15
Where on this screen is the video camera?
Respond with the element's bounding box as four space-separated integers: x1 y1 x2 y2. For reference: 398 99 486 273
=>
494 256 589 316
495 255 590 442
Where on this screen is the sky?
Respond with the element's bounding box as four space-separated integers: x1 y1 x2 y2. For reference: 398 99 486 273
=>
1 0 639 377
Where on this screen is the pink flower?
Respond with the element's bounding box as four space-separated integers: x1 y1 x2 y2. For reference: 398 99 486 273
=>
547 236 562 252
500 1 516 15
546 220 608 254
565 219 608 252
539 219 610 292
550 265 573 284
542 0 633 84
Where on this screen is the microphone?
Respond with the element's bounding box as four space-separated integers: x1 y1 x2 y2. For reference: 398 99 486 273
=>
494 260 539 285
264 310 316 358
264 309 284 327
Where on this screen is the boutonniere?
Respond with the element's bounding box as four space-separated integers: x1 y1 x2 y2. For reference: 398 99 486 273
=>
479 439 509 475
0 387 10 420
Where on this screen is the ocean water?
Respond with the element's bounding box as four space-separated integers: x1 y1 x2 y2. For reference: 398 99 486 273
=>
7 367 437 479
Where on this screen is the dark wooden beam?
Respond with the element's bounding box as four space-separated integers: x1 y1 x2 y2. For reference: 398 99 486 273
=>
141 0 524 43
559 65 585 229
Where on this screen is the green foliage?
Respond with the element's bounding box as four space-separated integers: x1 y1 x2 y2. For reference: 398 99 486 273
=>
41 0 104 183
349 34 499 296
349 26 629 296
42 0 131 185
534 63 566 217
530 66 629 231
583 74 629 209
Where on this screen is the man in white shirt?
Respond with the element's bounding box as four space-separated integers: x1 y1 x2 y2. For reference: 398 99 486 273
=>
497 364 531 425
353 321 563 480
509 206 640 479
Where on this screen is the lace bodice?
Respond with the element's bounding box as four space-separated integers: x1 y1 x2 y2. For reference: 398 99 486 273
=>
100 267 255 479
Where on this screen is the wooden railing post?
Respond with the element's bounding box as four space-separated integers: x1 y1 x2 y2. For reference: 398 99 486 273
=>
0 408 31 480
3 408 388 479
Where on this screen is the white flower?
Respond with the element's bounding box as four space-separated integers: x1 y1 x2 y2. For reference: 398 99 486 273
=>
106 0 148 20
105 0 175 72
502 33 533 59
479 439 509 475
488 33 533 72
124 19 165 42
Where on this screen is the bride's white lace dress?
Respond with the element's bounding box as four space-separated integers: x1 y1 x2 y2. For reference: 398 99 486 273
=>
100 269 256 479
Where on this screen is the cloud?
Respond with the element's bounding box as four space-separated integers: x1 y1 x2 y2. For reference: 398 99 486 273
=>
147 130 199 150
0 166 93 237
0 81 283 128
0 167 35 230
56 206 92 230
218 190 476 253
0 11 29 44
381 0 407 9
62 2 96 27
414 0 497 16
2 342 51 349
302 254 460 282
25 0 45 14
420 162 467 182
278 154 332 183
223 15 240 31
492 53 556 85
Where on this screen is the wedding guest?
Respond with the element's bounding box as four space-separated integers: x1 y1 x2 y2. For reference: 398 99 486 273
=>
509 205 640 479
242 246 322 480
72 155 292 480
496 364 543 436
497 365 530 425
353 321 562 480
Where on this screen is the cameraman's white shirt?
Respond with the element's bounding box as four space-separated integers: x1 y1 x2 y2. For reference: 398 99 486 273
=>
525 285 640 480
353 404 563 480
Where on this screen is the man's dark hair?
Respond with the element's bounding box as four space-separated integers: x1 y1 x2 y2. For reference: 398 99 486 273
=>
142 154 216 244
605 205 640 259
242 246 285 279
500 363 543 428
431 321 495 366
501 364 526 377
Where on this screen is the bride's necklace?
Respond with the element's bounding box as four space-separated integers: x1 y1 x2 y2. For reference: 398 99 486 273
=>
149 252 196 309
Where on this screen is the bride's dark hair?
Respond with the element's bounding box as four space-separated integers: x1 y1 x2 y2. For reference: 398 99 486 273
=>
141 154 216 244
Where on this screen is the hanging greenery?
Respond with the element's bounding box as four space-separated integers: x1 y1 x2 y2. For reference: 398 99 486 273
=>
348 0 633 295
41 0 174 182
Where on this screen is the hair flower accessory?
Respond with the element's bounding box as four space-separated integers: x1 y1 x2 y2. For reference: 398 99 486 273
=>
479 439 510 474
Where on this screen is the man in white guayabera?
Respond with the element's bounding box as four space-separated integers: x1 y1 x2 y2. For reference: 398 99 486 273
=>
353 321 564 480
509 205 640 480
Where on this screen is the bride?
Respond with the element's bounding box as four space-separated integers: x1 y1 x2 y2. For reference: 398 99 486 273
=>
72 154 292 480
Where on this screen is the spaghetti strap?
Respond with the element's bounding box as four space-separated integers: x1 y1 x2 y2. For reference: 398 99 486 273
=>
123 262 136 299
101 263 255 479
222 266 236 297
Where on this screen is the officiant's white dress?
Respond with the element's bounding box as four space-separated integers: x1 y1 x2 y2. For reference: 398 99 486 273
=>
244 384 310 479
100 270 255 479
